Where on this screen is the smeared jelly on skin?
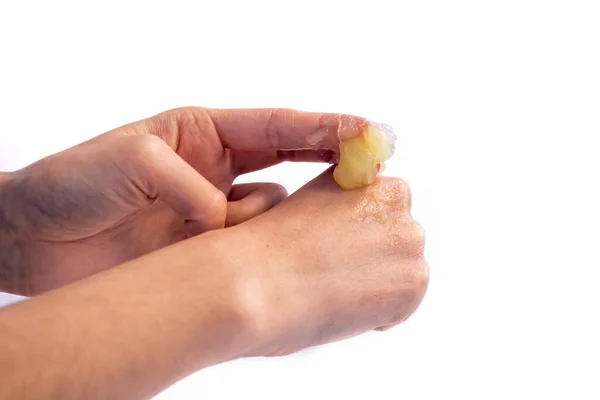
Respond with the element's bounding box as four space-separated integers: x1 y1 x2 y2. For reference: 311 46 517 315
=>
353 191 388 224
352 177 411 226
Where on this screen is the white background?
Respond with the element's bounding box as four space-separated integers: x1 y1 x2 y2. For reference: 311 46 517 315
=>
1 1 599 399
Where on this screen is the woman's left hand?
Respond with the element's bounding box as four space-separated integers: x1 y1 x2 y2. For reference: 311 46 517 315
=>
0 107 365 294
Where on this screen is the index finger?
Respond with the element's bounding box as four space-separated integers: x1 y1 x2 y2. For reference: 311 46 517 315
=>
206 108 368 151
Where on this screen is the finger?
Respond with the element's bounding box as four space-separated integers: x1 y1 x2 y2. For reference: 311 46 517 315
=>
132 107 368 152
231 149 337 175
116 134 227 234
207 108 368 151
226 183 288 227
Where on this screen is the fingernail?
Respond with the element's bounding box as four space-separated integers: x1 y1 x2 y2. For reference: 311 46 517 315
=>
337 114 369 141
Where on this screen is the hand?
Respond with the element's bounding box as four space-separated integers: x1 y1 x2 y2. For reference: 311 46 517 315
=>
222 168 428 357
0 168 428 399
0 107 367 294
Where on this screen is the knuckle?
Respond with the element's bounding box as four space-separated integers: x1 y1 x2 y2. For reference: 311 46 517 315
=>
375 177 412 210
401 260 430 320
170 106 209 131
411 263 429 311
131 134 169 159
264 109 280 148
391 178 412 196
392 179 412 208
391 220 426 257
208 188 227 209
385 259 429 327
384 177 411 196
413 259 430 292
158 107 212 148
265 184 288 209
205 189 228 218
409 220 426 256
163 106 202 123
191 189 227 231
265 183 288 199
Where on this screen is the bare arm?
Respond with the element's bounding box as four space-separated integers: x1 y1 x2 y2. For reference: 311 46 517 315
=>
0 232 259 400
0 169 428 400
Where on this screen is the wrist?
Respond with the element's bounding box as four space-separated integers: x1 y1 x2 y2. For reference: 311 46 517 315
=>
0 230 280 399
208 225 308 358
193 229 272 359
114 230 276 369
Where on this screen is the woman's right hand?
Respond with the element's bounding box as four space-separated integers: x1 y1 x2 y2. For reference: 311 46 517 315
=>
225 167 429 357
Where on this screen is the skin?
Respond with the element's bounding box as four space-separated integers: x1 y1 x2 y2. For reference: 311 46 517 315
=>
0 108 428 400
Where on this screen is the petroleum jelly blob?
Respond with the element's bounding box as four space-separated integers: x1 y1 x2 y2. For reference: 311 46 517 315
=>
333 122 396 189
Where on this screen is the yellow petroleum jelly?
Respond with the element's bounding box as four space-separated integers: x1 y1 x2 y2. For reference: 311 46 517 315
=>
333 123 396 189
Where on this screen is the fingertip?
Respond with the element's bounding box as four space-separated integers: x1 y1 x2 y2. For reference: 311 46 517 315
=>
336 114 369 141
184 190 228 236
268 183 288 206
225 183 288 227
304 113 367 150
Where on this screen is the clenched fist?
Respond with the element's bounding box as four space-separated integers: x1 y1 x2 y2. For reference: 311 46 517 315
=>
216 168 428 356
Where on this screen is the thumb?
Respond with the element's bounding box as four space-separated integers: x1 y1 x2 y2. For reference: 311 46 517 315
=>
116 134 227 235
226 183 288 227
